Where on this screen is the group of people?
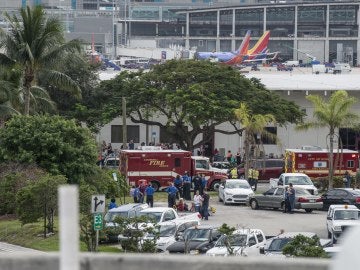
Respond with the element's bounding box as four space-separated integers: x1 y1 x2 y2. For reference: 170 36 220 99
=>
130 182 155 207
167 172 211 220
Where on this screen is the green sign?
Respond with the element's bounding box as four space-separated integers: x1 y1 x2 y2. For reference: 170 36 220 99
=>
93 213 103 230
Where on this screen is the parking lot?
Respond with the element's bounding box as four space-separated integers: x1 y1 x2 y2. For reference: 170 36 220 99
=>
196 183 328 238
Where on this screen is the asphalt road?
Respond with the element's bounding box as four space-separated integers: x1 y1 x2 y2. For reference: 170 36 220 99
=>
199 183 328 238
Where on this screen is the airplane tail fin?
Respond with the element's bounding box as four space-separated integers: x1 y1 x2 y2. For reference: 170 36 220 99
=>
238 30 251 55
247 31 270 55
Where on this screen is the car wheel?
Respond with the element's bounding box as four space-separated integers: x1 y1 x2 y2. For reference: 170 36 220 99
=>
331 233 337 244
305 209 313 213
280 202 285 211
250 199 258 210
211 180 220 191
224 200 228 205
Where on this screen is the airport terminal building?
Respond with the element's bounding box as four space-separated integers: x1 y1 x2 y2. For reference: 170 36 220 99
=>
2 1 360 65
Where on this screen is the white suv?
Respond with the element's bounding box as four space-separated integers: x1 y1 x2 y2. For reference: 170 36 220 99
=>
326 204 360 243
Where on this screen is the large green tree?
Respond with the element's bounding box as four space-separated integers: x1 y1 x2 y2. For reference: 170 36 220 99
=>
83 60 304 150
0 5 82 115
0 115 98 184
296 90 358 189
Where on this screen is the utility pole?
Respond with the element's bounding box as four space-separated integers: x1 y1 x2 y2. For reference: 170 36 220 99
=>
122 97 127 149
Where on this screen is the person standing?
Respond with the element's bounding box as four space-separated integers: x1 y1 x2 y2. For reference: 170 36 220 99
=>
182 171 192 201
108 198 117 210
167 183 178 208
128 139 135 150
173 175 183 199
230 167 238 179
344 171 351 188
248 166 255 187
201 190 210 220
287 183 296 214
132 185 140 203
236 151 242 166
193 190 202 213
200 174 207 195
283 187 290 213
138 182 146 203
193 173 202 195
226 150 233 163
145 184 155 207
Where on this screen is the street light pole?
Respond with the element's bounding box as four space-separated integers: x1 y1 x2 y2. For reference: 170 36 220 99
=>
112 0 115 59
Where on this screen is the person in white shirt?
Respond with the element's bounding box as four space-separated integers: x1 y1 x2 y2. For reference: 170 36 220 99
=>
193 190 202 213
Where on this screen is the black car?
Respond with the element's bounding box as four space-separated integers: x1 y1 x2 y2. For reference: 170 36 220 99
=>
321 188 360 210
166 225 222 254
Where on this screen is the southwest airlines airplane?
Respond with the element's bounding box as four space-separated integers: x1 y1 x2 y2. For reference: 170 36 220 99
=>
195 30 278 65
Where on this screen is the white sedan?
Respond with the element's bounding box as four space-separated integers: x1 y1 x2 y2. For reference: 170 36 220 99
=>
218 179 254 205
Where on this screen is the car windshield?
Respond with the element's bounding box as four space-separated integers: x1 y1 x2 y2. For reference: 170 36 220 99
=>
294 188 311 195
284 176 313 185
267 238 292 252
183 228 211 241
138 212 162 223
104 211 128 222
225 182 250 189
334 210 360 220
159 224 177 237
215 234 247 247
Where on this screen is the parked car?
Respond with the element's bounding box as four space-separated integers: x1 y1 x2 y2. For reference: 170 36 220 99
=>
270 173 318 195
206 228 266 257
321 188 360 210
218 179 254 205
326 204 360 243
166 225 222 254
237 159 284 181
103 203 149 242
143 219 200 252
211 161 233 171
260 232 331 256
248 186 323 213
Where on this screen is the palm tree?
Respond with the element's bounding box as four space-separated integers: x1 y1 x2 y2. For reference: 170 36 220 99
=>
296 90 358 189
0 5 82 115
234 103 277 179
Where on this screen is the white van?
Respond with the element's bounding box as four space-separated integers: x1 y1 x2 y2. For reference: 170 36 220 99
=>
283 60 299 67
312 64 326 74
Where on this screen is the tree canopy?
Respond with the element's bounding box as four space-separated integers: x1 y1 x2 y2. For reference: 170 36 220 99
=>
0 115 98 184
0 5 82 115
83 60 304 150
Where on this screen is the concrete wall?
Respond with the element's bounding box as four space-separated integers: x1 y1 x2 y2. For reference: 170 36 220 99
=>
0 253 330 270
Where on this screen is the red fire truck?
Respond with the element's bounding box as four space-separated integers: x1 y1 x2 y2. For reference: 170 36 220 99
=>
119 147 227 191
284 146 359 178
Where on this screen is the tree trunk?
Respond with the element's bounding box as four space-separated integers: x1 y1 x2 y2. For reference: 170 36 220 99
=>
328 131 335 189
24 85 31 115
244 132 250 179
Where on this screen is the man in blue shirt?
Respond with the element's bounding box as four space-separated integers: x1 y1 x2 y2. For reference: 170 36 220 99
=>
108 198 117 210
167 183 178 208
145 184 155 207
182 171 192 201
173 174 183 199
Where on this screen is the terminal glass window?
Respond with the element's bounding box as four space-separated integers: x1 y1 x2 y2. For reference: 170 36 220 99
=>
220 10 233 37
266 7 295 38
297 6 326 38
130 7 160 20
329 40 356 65
189 11 217 37
235 9 263 38
329 5 358 37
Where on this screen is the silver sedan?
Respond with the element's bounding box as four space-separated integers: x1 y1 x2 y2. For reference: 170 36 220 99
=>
247 186 323 213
